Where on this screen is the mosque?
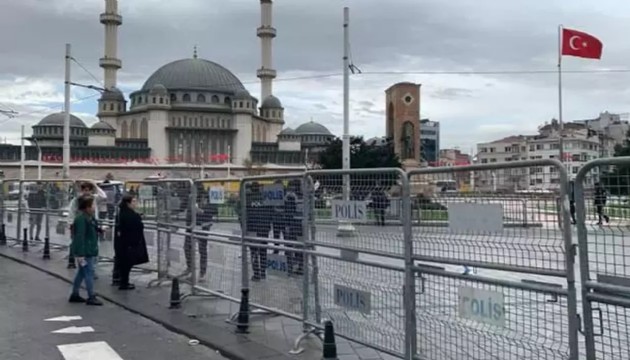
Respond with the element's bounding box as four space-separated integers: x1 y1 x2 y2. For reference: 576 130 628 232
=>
0 0 334 166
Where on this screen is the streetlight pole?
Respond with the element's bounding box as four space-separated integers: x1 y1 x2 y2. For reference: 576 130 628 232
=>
20 125 25 180
62 43 71 180
32 138 42 180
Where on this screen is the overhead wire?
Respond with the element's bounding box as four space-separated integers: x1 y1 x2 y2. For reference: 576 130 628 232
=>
71 56 104 87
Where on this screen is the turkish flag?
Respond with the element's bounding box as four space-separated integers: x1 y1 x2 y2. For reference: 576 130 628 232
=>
561 28 603 59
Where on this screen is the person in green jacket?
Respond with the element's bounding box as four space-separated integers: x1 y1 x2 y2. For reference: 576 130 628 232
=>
68 195 103 306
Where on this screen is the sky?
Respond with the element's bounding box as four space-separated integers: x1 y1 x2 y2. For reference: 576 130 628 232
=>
1 0 630 154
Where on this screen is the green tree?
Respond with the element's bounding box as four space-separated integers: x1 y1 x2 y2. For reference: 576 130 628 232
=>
315 137 401 200
601 129 630 195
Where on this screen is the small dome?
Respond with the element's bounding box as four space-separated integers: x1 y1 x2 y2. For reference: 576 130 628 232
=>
149 84 168 95
142 58 246 93
100 88 125 101
234 89 251 99
261 95 282 109
295 121 332 136
278 127 295 136
35 113 86 128
90 121 115 131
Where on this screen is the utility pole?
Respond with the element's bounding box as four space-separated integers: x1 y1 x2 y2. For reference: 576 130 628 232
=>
20 125 25 180
62 43 71 180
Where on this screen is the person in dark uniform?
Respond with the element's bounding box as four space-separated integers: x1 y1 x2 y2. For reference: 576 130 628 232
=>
371 187 389 227
569 181 577 225
244 182 271 281
594 182 610 225
284 179 304 276
271 179 286 255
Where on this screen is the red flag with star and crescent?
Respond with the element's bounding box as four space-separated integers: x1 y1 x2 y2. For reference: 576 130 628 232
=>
561 28 603 59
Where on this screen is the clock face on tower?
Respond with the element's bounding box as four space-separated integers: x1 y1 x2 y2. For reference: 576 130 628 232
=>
403 94 414 105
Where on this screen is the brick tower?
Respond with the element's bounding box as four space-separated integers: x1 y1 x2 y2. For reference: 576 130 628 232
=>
385 82 421 168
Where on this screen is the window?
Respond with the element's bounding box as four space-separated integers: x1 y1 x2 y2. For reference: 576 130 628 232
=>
481 159 488 164
572 167 579 174
211 95 219 104
536 144 543 150
489 147 495 153
504 147 511 152
550 143 559 150
239 101 243 108
480 147 487 153
109 103 114 111
159 98 164 104
529 145 535 151
152 97 156 104
490 158 497 163
170 94 177 102
224 97 231 104
183 93 191 102
197 94 206 103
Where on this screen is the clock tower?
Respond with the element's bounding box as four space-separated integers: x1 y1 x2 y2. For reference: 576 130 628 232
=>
385 82 421 168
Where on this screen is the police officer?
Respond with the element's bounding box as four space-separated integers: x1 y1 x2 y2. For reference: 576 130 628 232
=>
271 179 286 255
245 182 272 281
284 179 304 276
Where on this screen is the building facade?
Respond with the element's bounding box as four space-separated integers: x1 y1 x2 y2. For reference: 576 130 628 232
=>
420 119 440 164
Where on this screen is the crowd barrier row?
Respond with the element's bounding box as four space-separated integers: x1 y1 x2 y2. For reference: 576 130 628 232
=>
2 157 630 360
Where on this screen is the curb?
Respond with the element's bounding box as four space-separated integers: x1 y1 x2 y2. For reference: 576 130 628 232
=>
0 250 251 360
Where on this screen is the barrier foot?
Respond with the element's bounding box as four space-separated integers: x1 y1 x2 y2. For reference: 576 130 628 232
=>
169 277 182 309
321 321 338 359
22 229 28 252
235 288 250 334
0 224 6 245
42 237 50 260
289 327 319 355
67 251 76 269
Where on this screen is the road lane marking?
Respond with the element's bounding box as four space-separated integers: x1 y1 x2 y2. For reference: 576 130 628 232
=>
57 341 123 360
45 316 82 322
52 326 95 334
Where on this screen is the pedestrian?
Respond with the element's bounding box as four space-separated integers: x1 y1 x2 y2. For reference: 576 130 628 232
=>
27 183 46 241
245 182 271 281
284 179 304 276
68 195 103 306
594 182 610 225
371 186 389 227
569 181 577 225
114 194 149 290
182 187 213 281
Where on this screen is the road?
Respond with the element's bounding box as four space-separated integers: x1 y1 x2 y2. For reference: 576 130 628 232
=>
0 258 228 360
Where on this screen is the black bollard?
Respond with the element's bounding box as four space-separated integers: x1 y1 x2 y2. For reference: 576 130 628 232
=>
321 321 338 359
42 237 50 260
22 228 28 252
169 278 181 309
67 249 76 269
235 288 250 333
0 224 6 245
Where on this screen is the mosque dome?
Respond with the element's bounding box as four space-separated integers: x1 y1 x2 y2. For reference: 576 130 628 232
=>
278 127 296 136
261 94 282 108
141 58 246 93
234 89 251 99
90 121 115 131
100 87 125 101
35 113 87 128
149 84 168 95
295 121 332 136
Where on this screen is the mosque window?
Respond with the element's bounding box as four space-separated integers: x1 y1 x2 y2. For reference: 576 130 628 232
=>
239 101 243 108
159 98 164 104
138 97 142 104
110 103 114 111
197 94 206 103
224 97 231 104
102 103 107 111
183 94 191 102
170 93 177 102
211 95 219 104
152 97 156 104
140 118 148 138
272 110 276 118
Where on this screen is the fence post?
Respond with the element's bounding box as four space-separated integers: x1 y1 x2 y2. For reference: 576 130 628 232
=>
401 169 417 359
22 228 28 252
237 178 250 333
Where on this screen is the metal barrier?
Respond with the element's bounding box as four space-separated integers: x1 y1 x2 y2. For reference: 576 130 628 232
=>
575 157 630 360
1 179 21 241
408 160 579 360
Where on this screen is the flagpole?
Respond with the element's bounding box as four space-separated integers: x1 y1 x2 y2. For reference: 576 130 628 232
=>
558 24 565 165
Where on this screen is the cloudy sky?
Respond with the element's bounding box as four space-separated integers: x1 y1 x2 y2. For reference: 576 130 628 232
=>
1 0 629 154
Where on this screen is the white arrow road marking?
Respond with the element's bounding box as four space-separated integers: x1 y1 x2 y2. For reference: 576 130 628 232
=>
45 316 83 322
52 326 95 334
58 341 124 360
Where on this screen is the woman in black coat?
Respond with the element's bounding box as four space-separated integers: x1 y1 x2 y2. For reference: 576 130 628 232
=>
114 194 149 290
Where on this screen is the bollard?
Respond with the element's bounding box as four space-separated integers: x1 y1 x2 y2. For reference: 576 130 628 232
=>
321 321 338 359
22 228 28 252
67 250 76 269
0 224 6 245
235 288 250 333
169 277 181 309
42 237 50 260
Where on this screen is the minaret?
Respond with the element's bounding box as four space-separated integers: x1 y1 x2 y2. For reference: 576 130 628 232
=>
100 0 122 90
257 0 277 101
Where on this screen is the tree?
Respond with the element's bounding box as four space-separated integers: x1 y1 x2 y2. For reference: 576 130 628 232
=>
315 137 402 200
601 129 630 195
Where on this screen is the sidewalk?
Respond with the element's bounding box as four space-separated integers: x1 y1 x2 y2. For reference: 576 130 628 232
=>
0 242 397 360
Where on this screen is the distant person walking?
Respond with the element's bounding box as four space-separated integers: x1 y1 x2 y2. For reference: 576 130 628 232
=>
594 182 610 225
244 182 271 281
68 195 102 306
371 187 390 227
284 179 304 276
27 183 46 241
114 194 149 290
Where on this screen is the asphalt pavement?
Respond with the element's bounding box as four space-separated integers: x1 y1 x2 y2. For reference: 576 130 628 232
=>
0 258 227 360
